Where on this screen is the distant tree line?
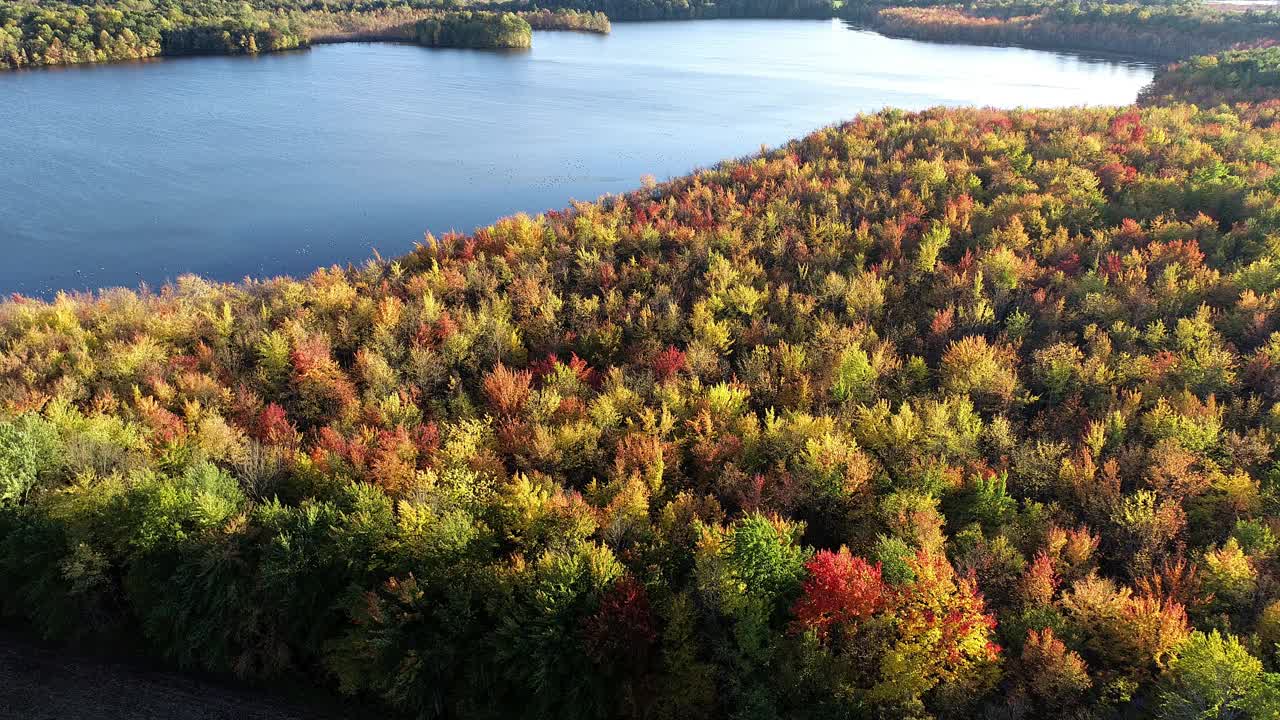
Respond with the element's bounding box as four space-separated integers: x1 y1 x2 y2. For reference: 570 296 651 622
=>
523 0 834 21
415 10 531 46
0 0 625 69
846 1 1280 61
520 7 609 32
1140 42 1280 106
14 0 1280 73
0 1 306 69
163 20 305 54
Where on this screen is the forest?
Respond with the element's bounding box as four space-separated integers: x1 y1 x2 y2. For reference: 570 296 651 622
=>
7 0 1279 72
849 1 1280 61
415 10 530 47
7 91 1280 717
523 0 833 21
0 0 832 70
0 0 606 68
299 5 605 46
1141 44 1280 107
520 7 610 33
0 0 307 69
12 0 1275 71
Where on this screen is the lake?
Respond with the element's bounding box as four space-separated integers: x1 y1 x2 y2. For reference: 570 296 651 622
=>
0 19 1153 296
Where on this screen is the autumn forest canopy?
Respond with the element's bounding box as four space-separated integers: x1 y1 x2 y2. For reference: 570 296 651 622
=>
8 77 1280 720
13 0 1280 718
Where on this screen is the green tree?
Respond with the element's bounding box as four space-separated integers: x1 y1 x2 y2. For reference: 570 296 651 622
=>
1159 631 1280 720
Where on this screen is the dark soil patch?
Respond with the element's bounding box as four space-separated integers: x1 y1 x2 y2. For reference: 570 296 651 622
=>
0 632 356 720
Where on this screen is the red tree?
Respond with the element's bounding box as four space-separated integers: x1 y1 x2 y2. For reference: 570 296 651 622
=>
791 547 886 638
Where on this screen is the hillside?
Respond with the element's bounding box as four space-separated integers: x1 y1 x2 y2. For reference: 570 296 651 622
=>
4 102 1280 717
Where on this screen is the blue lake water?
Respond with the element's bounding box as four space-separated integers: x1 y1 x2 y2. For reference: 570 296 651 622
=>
0 19 1154 295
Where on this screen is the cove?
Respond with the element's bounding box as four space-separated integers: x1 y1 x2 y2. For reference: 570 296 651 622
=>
0 19 1154 296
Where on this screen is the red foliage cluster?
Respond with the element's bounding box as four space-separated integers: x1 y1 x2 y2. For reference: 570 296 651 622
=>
255 403 298 446
791 548 886 638
582 577 658 671
652 346 687 381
